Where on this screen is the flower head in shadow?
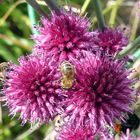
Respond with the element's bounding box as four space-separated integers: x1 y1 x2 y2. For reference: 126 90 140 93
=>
92 28 128 55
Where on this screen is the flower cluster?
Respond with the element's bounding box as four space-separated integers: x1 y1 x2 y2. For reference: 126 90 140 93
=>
3 9 138 139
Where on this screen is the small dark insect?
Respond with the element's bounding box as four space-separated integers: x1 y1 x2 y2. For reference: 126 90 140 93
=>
121 113 140 133
119 25 131 38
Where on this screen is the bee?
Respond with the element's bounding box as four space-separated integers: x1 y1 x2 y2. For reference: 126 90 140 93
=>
60 61 75 89
0 62 9 82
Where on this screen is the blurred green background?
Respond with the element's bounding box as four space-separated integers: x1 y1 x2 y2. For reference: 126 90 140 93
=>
0 0 140 140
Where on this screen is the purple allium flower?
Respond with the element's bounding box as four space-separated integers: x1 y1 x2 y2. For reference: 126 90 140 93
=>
63 51 136 130
57 123 95 140
92 28 128 54
57 122 112 140
4 54 62 125
33 10 93 63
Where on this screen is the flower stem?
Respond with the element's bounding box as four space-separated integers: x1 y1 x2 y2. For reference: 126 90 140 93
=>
91 4 113 28
93 0 106 29
133 49 140 59
80 0 91 16
25 0 47 17
129 4 140 41
0 34 32 51
118 36 140 58
27 4 38 34
44 0 60 12
0 0 24 27
0 102 2 124
15 124 41 140
109 0 123 27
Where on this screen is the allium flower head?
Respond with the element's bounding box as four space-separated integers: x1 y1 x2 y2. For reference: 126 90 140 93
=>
57 122 112 140
63 51 136 130
33 10 93 63
92 28 128 54
57 123 95 140
4 54 62 125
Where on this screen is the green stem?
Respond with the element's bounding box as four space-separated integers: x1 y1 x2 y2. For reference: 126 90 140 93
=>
93 0 106 29
109 0 123 27
27 4 38 34
91 5 113 28
133 49 140 59
0 102 2 124
0 0 24 27
15 124 41 140
44 0 60 12
130 14 140 41
80 0 91 16
26 0 47 17
118 36 140 58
